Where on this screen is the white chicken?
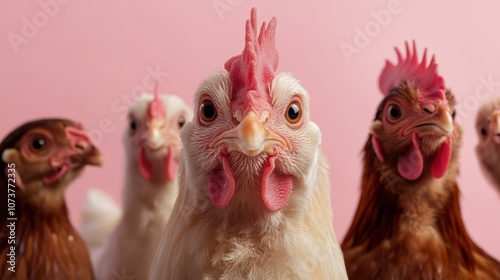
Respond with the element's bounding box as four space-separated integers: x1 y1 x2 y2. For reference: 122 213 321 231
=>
476 97 500 193
81 91 192 280
150 8 348 279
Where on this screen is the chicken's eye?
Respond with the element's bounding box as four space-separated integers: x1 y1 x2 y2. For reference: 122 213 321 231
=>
200 100 217 123
452 109 456 119
29 137 48 154
130 119 137 131
387 104 402 121
480 127 488 136
286 102 302 124
178 116 185 128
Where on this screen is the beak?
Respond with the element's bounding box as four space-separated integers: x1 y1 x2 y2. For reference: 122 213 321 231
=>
410 103 453 136
209 112 288 157
63 143 103 168
491 110 500 143
81 146 103 166
145 119 166 150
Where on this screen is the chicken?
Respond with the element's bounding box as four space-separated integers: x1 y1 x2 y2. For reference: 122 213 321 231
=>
476 97 500 193
0 119 102 280
150 8 348 280
341 42 500 279
81 91 193 280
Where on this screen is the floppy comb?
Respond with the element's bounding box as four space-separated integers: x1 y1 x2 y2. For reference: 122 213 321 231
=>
224 8 278 112
379 41 445 101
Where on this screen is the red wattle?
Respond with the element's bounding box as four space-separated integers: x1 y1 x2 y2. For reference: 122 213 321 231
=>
164 146 178 182
138 147 152 181
397 132 423 180
209 154 235 208
431 137 452 179
261 156 293 212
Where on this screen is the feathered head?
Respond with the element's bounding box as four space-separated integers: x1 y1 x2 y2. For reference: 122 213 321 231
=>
379 41 446 102
224 8 278 114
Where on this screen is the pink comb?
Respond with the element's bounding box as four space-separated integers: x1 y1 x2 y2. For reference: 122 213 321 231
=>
224 8 278 113
379 41 445 100
148 80 166 121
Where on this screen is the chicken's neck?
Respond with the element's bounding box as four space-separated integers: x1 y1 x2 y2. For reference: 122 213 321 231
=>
343 140 477 273
122 162 177 223
0 202 93 279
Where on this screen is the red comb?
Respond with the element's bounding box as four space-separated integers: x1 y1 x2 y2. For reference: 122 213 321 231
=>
379 41 445 100
224 8 278 113
148 80 165 120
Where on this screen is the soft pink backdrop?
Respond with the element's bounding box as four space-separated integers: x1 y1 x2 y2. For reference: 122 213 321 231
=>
1 1 499 259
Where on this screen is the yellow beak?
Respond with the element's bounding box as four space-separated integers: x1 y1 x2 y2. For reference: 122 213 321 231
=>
411 103 453 136
209 112 288 156
492 111 500 133
491 111 500 143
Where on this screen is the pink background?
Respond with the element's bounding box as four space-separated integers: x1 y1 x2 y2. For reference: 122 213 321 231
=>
1 1 499 259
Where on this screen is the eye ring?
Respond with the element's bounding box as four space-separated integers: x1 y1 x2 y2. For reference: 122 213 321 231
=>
386 103 403 122
199 100 217 124
285 101 302 124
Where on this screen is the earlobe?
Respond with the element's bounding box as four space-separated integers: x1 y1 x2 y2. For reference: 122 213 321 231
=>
371 135 385 163
2 149 24 189
2 148 20 164
370 120 385 162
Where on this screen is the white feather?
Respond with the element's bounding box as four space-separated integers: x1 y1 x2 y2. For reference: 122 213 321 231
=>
150 72 348 279
80 93 193 280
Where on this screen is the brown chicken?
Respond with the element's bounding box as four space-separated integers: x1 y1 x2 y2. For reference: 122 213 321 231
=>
0 119 102 280
341 42 500 279
476 97 500 193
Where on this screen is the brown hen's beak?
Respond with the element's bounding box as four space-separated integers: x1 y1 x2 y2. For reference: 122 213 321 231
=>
491 111 500 143
411 103 453 136
82 146 103 166
209 112 288 157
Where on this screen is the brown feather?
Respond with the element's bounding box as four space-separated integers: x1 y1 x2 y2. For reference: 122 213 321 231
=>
342 136 500 279
0 119 95 280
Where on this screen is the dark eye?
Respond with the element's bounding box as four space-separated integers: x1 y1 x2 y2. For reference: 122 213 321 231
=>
130 119 137 131
286 101 302 124
387 104 402 121
480 127 488 136
200 100 217 123
29 137 48 154
178 116 185 128
452 109 456 119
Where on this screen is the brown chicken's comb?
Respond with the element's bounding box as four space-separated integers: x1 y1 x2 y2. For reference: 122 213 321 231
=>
224 8 278 112
379 41 446 100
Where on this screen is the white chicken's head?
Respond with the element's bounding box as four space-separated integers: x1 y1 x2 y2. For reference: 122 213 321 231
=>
476 97 500 191
180 8 322 215
124 92 192 186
